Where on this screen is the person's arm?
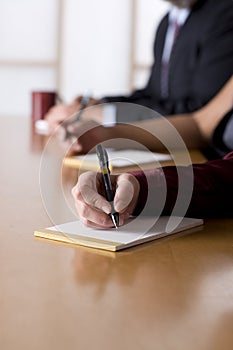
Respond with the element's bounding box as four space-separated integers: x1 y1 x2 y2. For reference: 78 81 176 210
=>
44 95 102 133
106 115 205 151
193 75 233 141
72 152 233 228
133 151 233 219
65 75 233 154
67 114 206 154
67 107 227 154
92 76 233 151
107 76 233 151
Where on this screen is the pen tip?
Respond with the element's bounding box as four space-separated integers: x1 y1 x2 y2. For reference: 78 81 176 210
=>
112 215 119 229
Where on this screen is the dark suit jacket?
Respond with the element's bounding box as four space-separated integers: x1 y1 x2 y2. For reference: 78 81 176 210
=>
103 0 233 121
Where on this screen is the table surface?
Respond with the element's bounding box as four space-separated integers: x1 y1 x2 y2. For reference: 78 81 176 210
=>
1 116 233 350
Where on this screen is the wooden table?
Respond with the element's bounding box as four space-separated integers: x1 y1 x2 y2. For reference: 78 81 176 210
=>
0 116 233 350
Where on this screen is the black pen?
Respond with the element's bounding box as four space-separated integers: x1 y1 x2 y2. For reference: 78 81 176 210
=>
96 144 119 229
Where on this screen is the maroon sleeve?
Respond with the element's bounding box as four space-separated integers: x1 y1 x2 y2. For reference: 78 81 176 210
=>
131 152 233 218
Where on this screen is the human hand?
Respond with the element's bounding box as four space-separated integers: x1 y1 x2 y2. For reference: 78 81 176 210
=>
44 101 80 133
65 120 110 154
72 171 140 228
44 95 102 133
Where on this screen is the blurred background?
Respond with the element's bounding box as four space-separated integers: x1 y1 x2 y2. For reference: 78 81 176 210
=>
0 0 169 117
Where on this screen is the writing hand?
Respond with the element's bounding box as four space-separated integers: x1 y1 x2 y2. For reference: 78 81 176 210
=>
44 95 102 134
44 102 80 133
72 171 140 228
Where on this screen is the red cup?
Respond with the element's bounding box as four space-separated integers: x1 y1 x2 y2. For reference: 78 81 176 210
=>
31 91 57 122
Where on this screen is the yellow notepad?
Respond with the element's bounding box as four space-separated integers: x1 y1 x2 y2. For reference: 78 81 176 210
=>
63 149 172 171
34 216 203 252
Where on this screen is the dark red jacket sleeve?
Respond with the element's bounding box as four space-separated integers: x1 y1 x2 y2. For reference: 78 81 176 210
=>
131 152 233 218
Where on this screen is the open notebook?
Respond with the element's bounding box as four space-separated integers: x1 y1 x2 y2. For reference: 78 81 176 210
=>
34 216 203 252
63 149 173 171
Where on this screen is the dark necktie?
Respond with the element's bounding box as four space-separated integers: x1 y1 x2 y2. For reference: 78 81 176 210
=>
161 20 181 99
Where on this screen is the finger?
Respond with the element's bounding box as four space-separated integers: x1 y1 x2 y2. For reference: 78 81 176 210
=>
72 172 126 227
75 201 113 228
46 108 68 133
46 105 80 132
114 173 140 216
114 175 135 213
72 173 111 213
82 185 112 213
78 204 127 228
78 208 127 229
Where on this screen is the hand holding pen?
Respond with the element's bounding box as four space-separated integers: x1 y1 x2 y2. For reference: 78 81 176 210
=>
61 94 91 141
72 160 140 229
43 94 86 133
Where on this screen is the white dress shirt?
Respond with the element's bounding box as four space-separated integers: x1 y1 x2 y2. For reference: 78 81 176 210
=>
162 6 190 64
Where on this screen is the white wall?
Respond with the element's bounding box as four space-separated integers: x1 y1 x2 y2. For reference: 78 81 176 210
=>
0 0 58 117
60 0 132 102
0 0 169 116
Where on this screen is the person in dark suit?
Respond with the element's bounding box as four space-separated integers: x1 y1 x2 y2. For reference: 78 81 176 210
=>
103 0 233 119
65 75 233 158
45 0 233 130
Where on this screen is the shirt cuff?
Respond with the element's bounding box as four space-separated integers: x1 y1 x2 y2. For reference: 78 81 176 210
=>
102 104 117 127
